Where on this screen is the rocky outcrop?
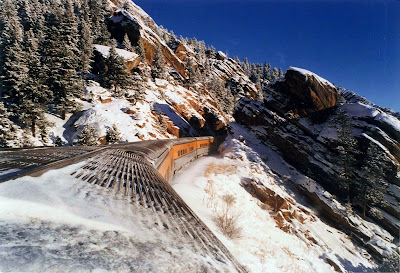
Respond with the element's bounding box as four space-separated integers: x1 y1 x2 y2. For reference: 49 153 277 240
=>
234 67 400 260
212 58 259 99
174 41 195 62
250 181 315 229
264 67 340 116
107 9 187 78
106 4 262 106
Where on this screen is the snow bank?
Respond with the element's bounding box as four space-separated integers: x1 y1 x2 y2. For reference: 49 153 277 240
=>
74 99 139 142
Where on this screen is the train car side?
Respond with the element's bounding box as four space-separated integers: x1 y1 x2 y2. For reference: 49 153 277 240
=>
157 137 214 182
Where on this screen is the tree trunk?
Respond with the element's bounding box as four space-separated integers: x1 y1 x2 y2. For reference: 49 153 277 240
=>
362 187 367 219
61 102 66 120
31 117 36 137
346 183 350 204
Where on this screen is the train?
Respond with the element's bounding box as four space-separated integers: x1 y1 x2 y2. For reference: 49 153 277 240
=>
0 137 216 183
110 136 215 182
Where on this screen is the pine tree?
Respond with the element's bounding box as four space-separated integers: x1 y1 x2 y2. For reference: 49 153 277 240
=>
89 0 110 44
375 253 400 273
207 76 234 115
333 108 358 203
263 62 271 81
241 58 250 74
355 143 389 219
19 30 51 137
186 57 200 87
130 72 146 102
122 33 133 51
151 45 167 79
101 44 132 94
0 102 17 147
135 38 146 63
0 0 27 105
26 0 45 43
278 68 284 78
79 0 93 80
106 124 121 144
206 45 216 59
54 136 63 147
167 30 177 50
43 5 81 120
63 0 80 65
78 124 98 146
272 67 280 80
195 40 207 65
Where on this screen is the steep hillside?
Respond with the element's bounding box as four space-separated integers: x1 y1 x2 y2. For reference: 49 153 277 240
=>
234 67 400 262
0 0 261 147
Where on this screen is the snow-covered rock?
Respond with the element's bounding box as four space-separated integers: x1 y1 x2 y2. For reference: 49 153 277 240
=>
94 44 140 71
264 67 340 116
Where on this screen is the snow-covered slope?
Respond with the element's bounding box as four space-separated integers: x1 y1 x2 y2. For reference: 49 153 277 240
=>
172 137 374 272
0 162 239 272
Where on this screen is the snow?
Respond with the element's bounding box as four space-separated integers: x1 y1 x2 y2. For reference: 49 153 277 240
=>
94 44 138 60
342 102 380 118
172 137 373 273
84 81 110 102
72 97 172 143
362 133 395 160
343 102 400 135
154 78 169 88
45 113 74 145
74 99 140 142
375 111 400 133
0 162 236 272
217 51 227 58
289 67 335 88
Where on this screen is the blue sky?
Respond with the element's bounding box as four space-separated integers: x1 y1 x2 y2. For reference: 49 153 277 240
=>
134 0 400 112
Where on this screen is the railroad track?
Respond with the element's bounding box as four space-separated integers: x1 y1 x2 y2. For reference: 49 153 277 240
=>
0 138 246 272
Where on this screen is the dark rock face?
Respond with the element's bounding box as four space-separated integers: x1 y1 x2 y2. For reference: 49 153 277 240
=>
265 68 340 116
107 9 141 45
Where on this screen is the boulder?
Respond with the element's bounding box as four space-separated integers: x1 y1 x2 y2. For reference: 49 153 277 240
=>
266 67 340 116
216 51 227 60
100 96 112 104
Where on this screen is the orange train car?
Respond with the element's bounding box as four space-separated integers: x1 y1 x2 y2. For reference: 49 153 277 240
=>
157 137 214 182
